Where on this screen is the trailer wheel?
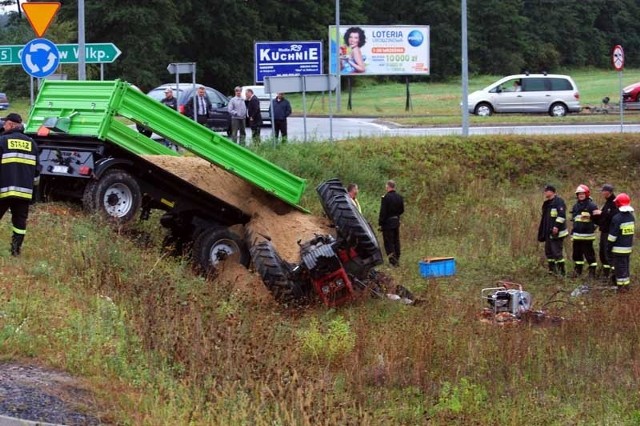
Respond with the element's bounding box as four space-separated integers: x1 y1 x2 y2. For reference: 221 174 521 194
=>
326 193 382 267
192 227 249 276
93 169 142 225
250 240 307 303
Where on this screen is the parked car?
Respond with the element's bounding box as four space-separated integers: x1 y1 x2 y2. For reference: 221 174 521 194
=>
147 84 231 133
622 82 640 103
0 92 10 110
467 73 581 117
241 85 271 123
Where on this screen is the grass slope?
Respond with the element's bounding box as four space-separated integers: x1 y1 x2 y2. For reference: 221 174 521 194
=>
1 134 640 424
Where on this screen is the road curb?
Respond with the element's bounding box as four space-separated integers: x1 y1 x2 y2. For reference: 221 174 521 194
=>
0 414 63 426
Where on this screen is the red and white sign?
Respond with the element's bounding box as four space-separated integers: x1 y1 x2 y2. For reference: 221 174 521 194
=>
612 45 624 71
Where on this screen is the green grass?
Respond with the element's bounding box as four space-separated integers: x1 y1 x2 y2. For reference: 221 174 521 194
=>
3 133 640 423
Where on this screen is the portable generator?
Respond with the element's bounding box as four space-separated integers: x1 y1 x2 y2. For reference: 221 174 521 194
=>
481 282 532 317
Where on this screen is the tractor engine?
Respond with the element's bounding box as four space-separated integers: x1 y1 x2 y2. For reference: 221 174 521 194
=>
299 235 354 306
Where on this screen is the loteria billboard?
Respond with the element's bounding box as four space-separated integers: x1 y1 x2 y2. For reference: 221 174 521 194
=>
328 25 430 76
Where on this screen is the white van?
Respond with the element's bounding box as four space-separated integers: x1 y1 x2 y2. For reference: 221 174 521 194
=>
468 74 581 117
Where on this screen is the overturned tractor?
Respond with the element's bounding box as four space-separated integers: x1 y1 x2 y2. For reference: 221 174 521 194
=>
249 178 384 307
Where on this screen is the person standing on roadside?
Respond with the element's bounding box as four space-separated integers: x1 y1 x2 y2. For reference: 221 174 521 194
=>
245 88 262 146
592 184 618 280
161 88 178 111
228 86 247 146
270 92 292 143
184 86 211 126
537 184 568 276
378 180 404 267
569 184 598 278
607 193 635 290
0 113 39 256
347 183 362 213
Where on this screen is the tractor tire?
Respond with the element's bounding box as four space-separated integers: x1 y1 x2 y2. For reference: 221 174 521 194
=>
316 178 348 218
192 226 249 276
92 169 142 225
250 240 307 303
326 193 382 267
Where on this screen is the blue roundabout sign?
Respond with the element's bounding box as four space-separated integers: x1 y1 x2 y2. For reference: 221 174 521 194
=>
21 38 59 78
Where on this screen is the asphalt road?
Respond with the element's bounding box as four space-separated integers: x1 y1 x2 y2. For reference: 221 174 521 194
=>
255 117 640 142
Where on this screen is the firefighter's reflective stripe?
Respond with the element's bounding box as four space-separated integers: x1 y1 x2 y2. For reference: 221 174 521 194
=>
12 226 26 235
572 232 596 240
0 186 33 199
617 277 631 286
556 217 566 224
612 246 633 254
1 152 37 165
551 208 558 217
620 222 635 235
557 229 569 238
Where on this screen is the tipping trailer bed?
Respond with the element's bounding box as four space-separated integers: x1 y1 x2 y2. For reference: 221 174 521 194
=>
25 79 306 209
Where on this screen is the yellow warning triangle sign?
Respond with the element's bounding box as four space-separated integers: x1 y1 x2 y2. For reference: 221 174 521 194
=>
22 2 61 38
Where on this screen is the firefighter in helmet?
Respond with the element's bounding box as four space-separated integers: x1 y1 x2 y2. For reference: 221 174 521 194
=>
592 184 618 280
607 193 635 290
570 184 598 278
538 184 568 276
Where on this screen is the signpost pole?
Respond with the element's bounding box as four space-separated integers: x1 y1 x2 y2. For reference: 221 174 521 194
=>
328 74 334 142
335 0 341 112
461 0 470 137
78 0 86 80
619 70 624 133
302 76 308 143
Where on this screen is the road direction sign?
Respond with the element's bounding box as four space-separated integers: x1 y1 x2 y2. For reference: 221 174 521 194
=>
21 38 59 78
0 43 121 65
22 2 60 38
612 45 624 71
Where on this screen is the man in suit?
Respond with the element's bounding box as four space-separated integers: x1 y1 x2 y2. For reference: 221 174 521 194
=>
185 86 212 126
245 88 262 146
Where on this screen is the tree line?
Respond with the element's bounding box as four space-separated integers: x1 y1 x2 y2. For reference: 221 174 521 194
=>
0 0 638 97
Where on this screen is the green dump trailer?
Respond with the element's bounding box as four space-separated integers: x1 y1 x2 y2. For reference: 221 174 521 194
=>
24 79 307 273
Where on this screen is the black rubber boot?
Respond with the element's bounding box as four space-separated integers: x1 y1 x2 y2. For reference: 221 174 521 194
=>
573 264 583 277
11 234 24 257
548 261 556 274
588 265 597 279
557 262 566 277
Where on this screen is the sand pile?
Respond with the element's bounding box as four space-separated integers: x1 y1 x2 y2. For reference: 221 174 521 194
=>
143 156 333 263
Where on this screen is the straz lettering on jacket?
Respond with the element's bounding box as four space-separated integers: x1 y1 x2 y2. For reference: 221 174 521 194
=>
621 223 635 235
7 139 32 152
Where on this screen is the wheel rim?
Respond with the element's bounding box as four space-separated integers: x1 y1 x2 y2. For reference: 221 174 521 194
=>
102 183 134 218
551 105 566 116
477 105 491 116
208 238 240 266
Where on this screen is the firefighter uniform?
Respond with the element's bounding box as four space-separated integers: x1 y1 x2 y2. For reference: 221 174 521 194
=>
570 192 598 277
607 194 634 289
538 186 568 275
593 185 618 278
379 183 404 266
0 113 39 256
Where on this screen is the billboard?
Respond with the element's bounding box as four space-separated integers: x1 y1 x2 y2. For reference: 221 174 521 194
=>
328 25 430 76
254 41 323 84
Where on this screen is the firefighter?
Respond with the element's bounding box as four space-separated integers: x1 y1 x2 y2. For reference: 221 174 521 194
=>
570 184 598 278
537 184 568 276
607 193 634 290
592 184 618 280
0 113 39 256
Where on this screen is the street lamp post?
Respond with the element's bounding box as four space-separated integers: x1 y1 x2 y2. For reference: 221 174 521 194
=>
78 0 86 80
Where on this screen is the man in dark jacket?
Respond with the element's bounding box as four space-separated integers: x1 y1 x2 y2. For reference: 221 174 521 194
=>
0 113 39 256
569 184 598 278
184 86 212 126
538 184 568 276
270 92 292 143
379 180 404 267
245 88 262 146
593 183 618 280
607 193 634 290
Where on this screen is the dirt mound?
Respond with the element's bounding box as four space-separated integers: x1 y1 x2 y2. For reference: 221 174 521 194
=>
143 156 333 264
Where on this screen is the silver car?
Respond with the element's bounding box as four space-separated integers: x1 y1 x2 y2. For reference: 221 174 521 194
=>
468 74 581 117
